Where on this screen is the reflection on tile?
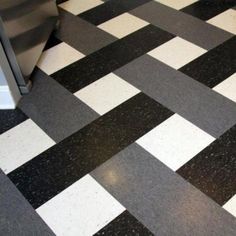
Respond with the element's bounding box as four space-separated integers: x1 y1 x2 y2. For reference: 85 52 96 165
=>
0 119 55 174
182 1 236 21
179 36 236 88
92 143 236 236
213 73 236 102
9 93 173 209
137 114 215 170
59 0 103 15
148 37 206 69
37 175 125 236
94 210 154 236
115 54 236 138
224 195 236 217
79 0 151 25
154 0 198 10
177 124 236 205
98 13 149 39
207 9 236 34
75 73 140 115
0 170 55 236
52 25 174 93
131 1 233 50
37 42 84 75
0 108 27 134
55 9 116 55
19 69 99 143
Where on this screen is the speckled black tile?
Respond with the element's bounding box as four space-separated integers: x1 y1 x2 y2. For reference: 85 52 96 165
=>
0 169 55 236
8 93 173 209
56 0 67 4
55 9 116 55
179 36 236 88
0 108 28 134
52 25 174 93
130 1 233 50
79 0 151 25
43 34 62 51
92 143 236 236
94 210 154 236
177 124 236 206
181 0 236 21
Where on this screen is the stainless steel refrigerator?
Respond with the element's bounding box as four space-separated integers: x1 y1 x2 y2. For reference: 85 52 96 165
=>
0 0 58 93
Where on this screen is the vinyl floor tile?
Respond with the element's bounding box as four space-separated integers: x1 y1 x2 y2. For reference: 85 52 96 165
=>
224 195 236 217
37 175 125 236
148 36 206 69
154 0 198 10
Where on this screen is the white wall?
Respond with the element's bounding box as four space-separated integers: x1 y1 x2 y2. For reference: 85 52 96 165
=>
0 43 21 109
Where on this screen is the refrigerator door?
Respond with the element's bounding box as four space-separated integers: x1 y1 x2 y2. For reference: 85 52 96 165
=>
0 0 58 93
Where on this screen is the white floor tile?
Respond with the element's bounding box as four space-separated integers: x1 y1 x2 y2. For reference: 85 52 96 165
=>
0 119 55 174
213 73 236 103
207 9 236 34
37 42 84 75
154 0 198 10
148 37 206 69
37 174 125 236
59 0 103 15
136 114 215 171
98 13 149 39
74 73 140 115
223 195 236 217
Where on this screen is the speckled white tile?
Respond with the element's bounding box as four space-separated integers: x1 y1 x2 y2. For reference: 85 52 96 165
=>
37 42 84 75
154 0 198 10
136 114 215 171
0 119 55 174
59 0 103 15
223 195 236 217
74 73 140 115
213 73 236 103
37 174 125 236
207 9 236 34
148 37 206 69
98 13 149 39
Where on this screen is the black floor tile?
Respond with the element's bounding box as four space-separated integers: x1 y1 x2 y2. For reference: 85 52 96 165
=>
177 124 236 206
8 93 173 209
79 0 151 25
52 25 174 93
179 36 236 88
94 210 154 236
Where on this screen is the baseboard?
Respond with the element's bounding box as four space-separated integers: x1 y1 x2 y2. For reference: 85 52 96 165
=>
0 85 16 109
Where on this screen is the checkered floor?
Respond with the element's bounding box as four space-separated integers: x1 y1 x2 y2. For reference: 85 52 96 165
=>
1 0 236 235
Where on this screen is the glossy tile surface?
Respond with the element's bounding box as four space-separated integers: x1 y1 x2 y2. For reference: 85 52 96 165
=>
148 36 206 69
9 93 173 209
75 73 140 115
1 1 236 234
37 175 125 236
92 143 236 236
